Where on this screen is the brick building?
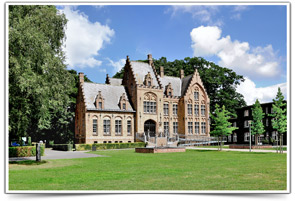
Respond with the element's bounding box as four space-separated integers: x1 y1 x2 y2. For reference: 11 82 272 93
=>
228 101 287 145
75 54 210 144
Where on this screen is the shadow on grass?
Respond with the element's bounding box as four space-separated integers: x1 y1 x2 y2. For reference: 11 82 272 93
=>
9 160 48 165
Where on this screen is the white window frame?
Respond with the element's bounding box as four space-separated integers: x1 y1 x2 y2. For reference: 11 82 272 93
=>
164 103 169 115
115 119 122 136
201 105 206 116
188 104 192 115
244 132 250 142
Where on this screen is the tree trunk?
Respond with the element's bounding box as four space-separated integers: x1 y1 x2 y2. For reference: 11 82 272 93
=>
220 135 223 151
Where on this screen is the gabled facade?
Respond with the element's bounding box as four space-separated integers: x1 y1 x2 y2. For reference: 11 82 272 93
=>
75 54 210 144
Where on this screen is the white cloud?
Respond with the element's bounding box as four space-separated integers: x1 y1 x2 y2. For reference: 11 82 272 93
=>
168 5 223 26
61 6 115 68
190 26 281 80
231 5 249 20
236 77 287 105
107 58 126 75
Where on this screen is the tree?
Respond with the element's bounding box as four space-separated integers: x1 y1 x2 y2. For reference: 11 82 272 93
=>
269 87 287 153
210 104 238 151
251 99 265 145
9 5 74 143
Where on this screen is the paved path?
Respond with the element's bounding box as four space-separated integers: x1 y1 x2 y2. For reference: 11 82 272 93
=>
186 147 287 153
9 149 106 161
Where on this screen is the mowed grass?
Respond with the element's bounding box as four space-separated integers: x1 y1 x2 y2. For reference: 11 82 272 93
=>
9 149 286 191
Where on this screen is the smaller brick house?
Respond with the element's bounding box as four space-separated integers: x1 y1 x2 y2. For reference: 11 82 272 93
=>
228 101 287 145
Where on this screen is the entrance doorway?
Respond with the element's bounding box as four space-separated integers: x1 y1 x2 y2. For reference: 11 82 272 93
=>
144 120 156 137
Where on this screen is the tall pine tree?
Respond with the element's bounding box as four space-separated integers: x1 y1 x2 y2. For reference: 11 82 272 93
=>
269 87 287 153
210 104 238 150
251 99 265 146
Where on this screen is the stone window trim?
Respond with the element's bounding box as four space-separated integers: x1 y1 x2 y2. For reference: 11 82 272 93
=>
228 135 232 142
164 122 169 135
164 103 169 116
127 120 132 136
95 91 105 109
187 104 193 115
115 119 122 136
244 120 249 128
165 83 173 97
194 91 199 101
93 118 98 135
103 119 111 136
195 122 200 134
144 101 157 114
188 122 193 134
201 122 206 134
201 104 206 116
173 104 178 116
194 104 199 117
119 93 128 110
144 72 153 87
173 122 178 134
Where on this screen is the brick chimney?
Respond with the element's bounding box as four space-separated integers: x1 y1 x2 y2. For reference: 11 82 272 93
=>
160 66 164 77
180 69 184 79
79 72 84 84
147 54 153 65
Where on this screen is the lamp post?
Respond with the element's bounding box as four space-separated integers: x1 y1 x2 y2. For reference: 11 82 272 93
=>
249 120 252 152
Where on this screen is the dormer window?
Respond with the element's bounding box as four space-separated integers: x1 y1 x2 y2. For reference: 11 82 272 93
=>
165 83 173 97
119 93 128 110
95 91 104 109
144 72 153 87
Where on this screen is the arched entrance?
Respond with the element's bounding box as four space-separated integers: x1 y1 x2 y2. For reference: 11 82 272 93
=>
144 120 156 137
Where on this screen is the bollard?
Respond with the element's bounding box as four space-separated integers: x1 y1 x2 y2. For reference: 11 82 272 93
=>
36 143 41 161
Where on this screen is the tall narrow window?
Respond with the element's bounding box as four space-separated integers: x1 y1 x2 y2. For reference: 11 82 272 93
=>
115 120 122 135
228 135 232 142
164 103 169 115
164 122 169 134
127 120 132 135
195 122 199 134
173 104 178 115
244 132 250 142
233 133 237 142
244 120 249 128
194 91 199 100
201 122 206 134
103 119 110 135
188 104 192 115
266 118 269 126
173 122 178 134
201 105 205 116
265 107 268 114
122 103 126 110
244 110 249 116
188 122 193 134
194 104 199 116
93 119 97 135
98 102 102 109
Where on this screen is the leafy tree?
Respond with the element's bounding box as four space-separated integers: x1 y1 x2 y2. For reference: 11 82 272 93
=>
269 87 287 153
9 5 74 143
210 104 238 151
251 99 265 145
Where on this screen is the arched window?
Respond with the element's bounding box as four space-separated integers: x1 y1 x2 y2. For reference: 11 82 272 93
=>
93 117 98 136
103 117 111 136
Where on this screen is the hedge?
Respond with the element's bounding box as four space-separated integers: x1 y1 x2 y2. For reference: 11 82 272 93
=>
75 142 146 151
52 144 73 151
9 145 45 157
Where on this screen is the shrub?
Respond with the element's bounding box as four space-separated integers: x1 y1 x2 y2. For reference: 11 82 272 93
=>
75 142 145 151
9 145 44 157
52 144 73 151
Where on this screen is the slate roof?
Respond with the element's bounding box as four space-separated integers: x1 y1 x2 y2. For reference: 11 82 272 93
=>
108 78 122 86
181 75 193 96
130 61 159 87
83 82 134 112
159 76 182 97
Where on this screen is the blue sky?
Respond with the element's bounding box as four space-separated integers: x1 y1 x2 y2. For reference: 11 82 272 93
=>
57 4 288 105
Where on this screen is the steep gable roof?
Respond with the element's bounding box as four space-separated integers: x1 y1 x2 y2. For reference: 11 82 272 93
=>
108 78 122 86
181 74 193 97
83 82 134 112
159 76 182 97
130 61 160 87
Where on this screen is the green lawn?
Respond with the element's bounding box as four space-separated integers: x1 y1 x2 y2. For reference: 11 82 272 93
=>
9 149 287 191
